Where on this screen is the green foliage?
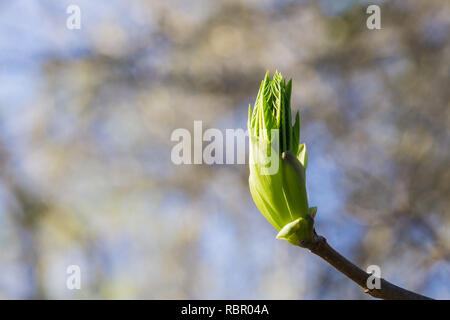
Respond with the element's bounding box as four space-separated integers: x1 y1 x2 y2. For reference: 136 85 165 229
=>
248 71 315 245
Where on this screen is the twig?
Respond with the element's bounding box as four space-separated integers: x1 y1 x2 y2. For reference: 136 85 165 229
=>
281 151 433 300
300 232 432 300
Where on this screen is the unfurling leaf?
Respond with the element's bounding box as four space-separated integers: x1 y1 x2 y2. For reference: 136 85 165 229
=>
248 71 316 245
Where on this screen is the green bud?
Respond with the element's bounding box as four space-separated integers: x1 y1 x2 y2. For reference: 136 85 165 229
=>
248 71 315 245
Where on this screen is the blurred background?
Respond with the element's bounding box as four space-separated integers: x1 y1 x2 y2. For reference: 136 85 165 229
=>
0 0 449 299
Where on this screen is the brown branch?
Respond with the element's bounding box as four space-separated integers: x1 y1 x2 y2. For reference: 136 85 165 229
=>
299 233 432 300
281 151 432 300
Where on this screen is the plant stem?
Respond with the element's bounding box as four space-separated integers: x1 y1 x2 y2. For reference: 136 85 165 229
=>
299 233 432 300
281 151 432 300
